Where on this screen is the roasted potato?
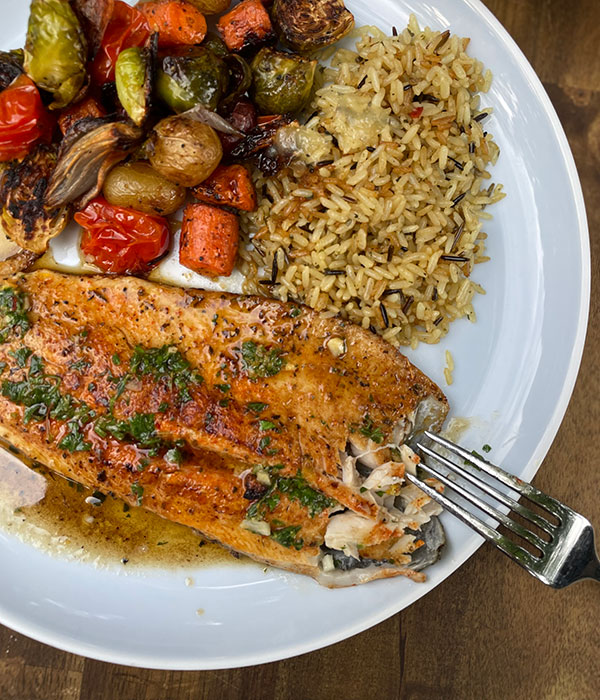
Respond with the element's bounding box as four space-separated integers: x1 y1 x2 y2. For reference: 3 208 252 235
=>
148 115 223 187
103 162 187 216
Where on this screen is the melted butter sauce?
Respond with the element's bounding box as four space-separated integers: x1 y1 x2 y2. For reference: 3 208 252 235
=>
0 453 243 571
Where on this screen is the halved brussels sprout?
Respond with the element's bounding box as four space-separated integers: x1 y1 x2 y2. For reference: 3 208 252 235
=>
220 54 252 112
148 115 222 187
115 35 156 127
0 50 24 91
201 32 229 59
0 144 69 254
103 162 187 216
45 120 143 209
272 0 354 52
24 0 87 110
250 48 316 115
156 47 229 113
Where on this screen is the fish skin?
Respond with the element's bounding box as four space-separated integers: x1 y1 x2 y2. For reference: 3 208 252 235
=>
0 271 448 585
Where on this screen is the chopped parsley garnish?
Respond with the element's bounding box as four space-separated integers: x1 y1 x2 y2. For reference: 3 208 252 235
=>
0 287 30 343
241 341 284 379
94 413 161 448
271 524 303 550
112 354 121 365
58 420 91 453
482 444 492 453
215 383 230 392
129 344 203 403
259 420 276 431
360 414 384 443
131 482 144 506
165 446 183 465
247 472 336 520
219 399 230 407
259 436 271 451
247 402 268 413
69 358 91 372
289 307 301 318
10 347 32 367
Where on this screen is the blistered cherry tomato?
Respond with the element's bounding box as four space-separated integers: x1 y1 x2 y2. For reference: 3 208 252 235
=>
0 75 51 161
91 1 151 85
75 197 170 274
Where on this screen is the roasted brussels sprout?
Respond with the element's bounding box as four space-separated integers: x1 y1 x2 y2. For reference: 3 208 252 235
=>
186 0 231 15
24 0 88 109
201 32 229 59
0 144 69 254
250 48 316 115
148 115 222 187
220 54 252 112
0 50 24 91
103 162 187 216
272 0 354 52
45 120 143 209
156 47 229 113
115 35 156 127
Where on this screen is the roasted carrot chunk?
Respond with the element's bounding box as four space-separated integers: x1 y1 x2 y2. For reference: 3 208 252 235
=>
191 164 257 212
140 0 207 48
58 97 106 135
216 0 274 52
179 203 239 277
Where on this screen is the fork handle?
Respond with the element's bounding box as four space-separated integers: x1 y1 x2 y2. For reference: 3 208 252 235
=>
582 556 600 583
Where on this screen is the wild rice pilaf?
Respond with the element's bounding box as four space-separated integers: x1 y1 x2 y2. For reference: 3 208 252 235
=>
240 16 505 348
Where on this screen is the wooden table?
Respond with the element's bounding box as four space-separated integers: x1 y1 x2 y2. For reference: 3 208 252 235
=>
2 1 599 698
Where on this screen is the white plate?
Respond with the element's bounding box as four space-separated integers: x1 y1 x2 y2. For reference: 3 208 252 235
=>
0 0 589 669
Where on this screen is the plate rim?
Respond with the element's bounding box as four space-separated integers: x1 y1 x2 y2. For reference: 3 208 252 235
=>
0 0 590 669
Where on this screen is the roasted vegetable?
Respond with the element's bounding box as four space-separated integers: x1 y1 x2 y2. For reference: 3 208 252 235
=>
58 96 106 135
272 0 354 52
148 114 222 187
91 0 150 84
45 120 143 209
201 31 229 58
0 247 39 276
0 144 69 254
0 74 51 162
0 50 24 91
250 48 316 114
218 98 257 153
220 53 252 112
179 202 239 277
140 0 207 48
185 0 231 15
69 0 115 58
216 0 274 52
102 161 186 215
115 33 157 127
75 196 170 274
191 164 256 211
230 113 295 174
24 0 88 109
156 46 228 113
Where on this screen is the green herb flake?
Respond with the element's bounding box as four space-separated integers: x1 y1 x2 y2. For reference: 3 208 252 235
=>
9 347 32 368
259 436 271 451
241 341 284 379
165 447 183 466
129 344 202 403
158 401 169 413
482 444 492 453
271 524 303 550
219 399 230 407
112 354 121 365
259 420 276 431
359 414 384 444
69 358 91 372
157 541 168 546
0 287 30 343
247 402 268 413
290 307 301 318
58 420 91 453
131 482 144 506
215 383 230 393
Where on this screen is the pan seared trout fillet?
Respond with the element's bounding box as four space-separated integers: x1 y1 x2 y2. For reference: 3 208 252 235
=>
0 271 448 586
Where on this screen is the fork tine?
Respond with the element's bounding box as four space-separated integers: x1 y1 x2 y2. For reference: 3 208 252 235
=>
423 431 565 518
416 441 555 536
415 456 548 551
404 472 537 567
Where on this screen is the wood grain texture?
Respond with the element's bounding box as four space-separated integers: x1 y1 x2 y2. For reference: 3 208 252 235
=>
1 1 599 698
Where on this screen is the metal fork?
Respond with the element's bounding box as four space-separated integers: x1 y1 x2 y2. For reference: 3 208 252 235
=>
407 431 600 588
